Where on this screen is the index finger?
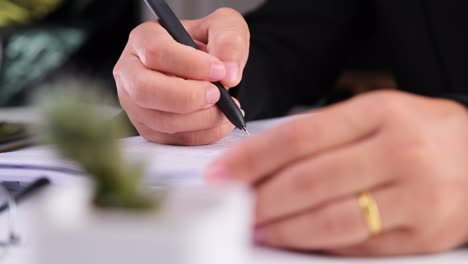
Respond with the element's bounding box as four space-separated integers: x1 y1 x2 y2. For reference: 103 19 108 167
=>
129 21 226 82
205 93 387 183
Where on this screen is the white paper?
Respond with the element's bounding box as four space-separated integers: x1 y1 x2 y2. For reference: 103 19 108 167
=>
125 117 287 184
1 116 468 263
0 118 287 185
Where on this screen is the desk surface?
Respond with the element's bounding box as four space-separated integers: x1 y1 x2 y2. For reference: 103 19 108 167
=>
1 107 468 263
6 241 468 264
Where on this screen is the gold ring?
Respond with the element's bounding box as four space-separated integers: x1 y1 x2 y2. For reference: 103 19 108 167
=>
358 192 382 236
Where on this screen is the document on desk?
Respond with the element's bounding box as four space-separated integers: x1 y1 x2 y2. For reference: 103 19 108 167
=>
0 117 288 184
2 115 468 264
125 117 289 185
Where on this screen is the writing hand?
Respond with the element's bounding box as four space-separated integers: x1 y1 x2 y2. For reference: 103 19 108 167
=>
114 8 249 145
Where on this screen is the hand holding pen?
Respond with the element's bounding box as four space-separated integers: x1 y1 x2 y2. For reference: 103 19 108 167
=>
114 6 250 145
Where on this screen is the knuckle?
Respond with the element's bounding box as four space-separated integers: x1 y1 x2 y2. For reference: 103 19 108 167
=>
365 90 403 116
241 149 261 178
112 64 122 82
128 26 140 43
230 34 247 51
116 91 130 112
141 44 165 68
126 74 149 108
211 123 232 142
425 189 450 220
130 23 167 67
177 124 231 146
268 225 292 247
373 93 395 112
176 84 205 114
134 120 184 146
349 90 413 131
416 234 453 254
152 113 179 135
206 108 224 127
401 141 434 180
183 58 207 77
395 189 420 224
320 210 349 237
215 32 246 50
129 22 159 41
319 204 364 240
288 180 332 213
139 131 154 142
213 31 230 45
177 132 200 146
289 170 314 196
129 23 151 46
294 177 327 206
279 119 311 155
128 74 149 106
410 185 451 231
133 123 154 142
214 7 241 18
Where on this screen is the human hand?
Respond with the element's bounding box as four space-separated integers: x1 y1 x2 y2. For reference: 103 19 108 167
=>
113 8 249 145
206 90 468 256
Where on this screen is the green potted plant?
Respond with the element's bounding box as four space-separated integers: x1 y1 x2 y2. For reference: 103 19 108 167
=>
27 87 252 264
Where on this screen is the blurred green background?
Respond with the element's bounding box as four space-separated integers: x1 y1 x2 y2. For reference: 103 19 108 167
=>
0 0 138 106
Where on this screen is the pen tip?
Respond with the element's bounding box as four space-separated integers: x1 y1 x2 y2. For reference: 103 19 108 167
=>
242 127 250 136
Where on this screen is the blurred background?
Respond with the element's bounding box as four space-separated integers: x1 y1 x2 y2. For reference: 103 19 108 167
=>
0 0 267 108
0 0 394 108
141 0 265 19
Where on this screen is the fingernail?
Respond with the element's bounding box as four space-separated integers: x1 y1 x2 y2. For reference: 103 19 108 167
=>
241 109 245 117
210 61 226 80
205 163 229 182
206 85 220 105
254 228 264 243
224 62 240 84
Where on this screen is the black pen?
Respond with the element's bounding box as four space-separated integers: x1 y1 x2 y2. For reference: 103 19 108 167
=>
0 177 50 213
143 0 249 134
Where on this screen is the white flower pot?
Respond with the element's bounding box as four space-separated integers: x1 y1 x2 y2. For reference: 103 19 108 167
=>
26 182 253 264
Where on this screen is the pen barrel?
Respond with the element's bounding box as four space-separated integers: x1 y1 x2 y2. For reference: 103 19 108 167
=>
144 0 197 48
214 82 246 129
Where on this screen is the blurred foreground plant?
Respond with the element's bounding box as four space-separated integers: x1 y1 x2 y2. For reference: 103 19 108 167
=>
39 86 159 210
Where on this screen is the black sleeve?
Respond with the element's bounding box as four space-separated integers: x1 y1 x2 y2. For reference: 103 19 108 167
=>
232 0 373 120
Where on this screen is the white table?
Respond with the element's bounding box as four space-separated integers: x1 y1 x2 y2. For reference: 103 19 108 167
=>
1 107 468 263
6 248 468 264
4 201 468 264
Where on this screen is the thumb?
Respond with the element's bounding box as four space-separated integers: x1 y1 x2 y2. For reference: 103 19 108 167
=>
189 8 250 88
